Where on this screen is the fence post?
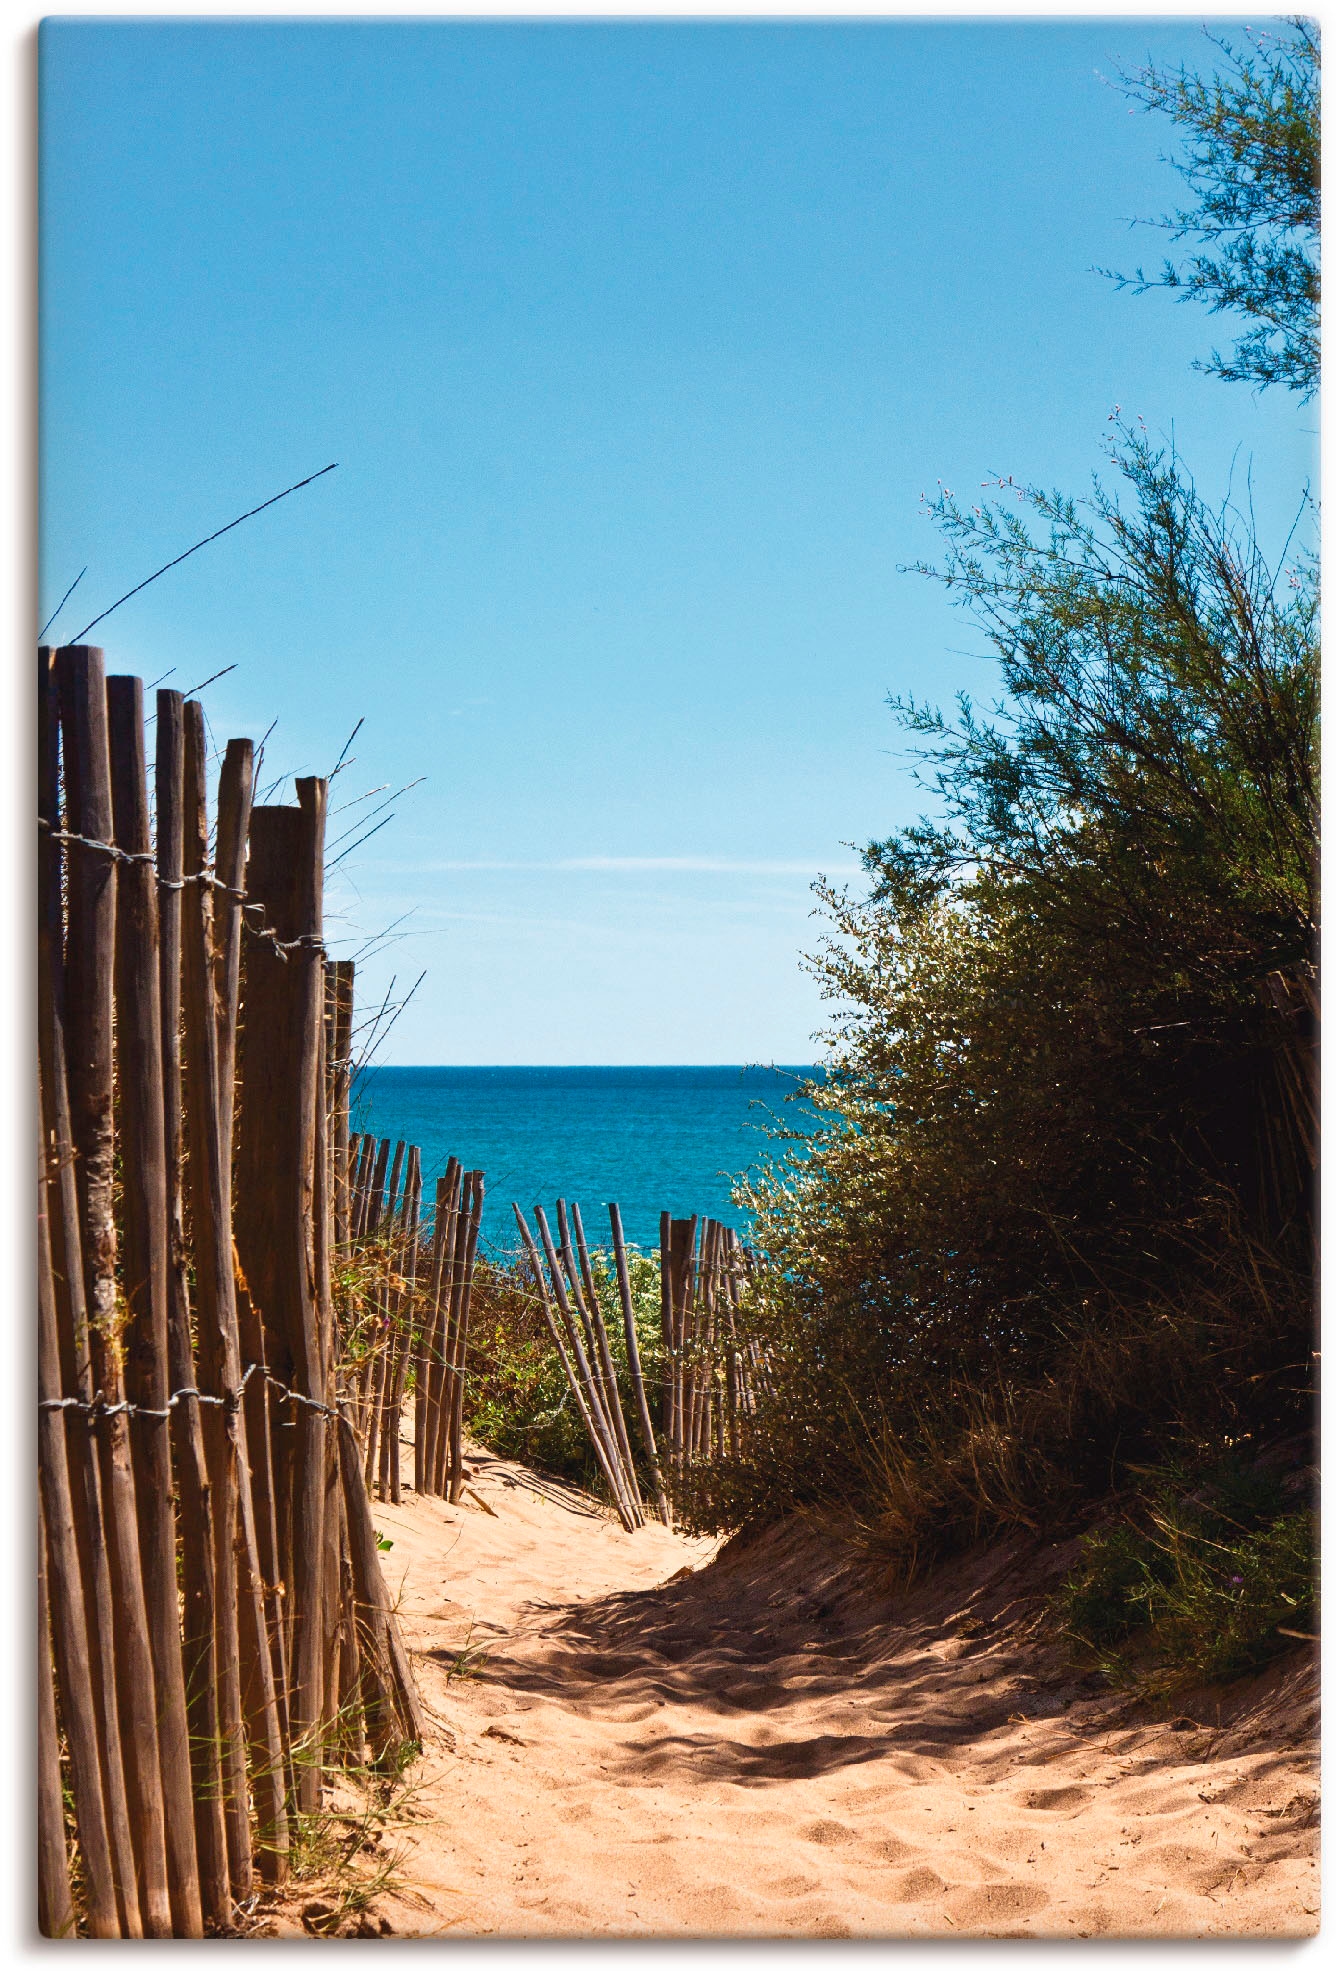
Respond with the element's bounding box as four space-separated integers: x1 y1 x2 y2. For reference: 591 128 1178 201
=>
180 699 255 1899
38 1495 76 1938
332 961 355 1251
40 649 141 1934
38 1091 119 1937
235 778 330 1813
58 643 173 1936
154 687 232 1926
107 674 203 1936
610 1203 671 1524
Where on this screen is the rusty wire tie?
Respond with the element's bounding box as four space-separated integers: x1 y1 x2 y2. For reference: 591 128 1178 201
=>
39 818 324 961
40 1361 343 1425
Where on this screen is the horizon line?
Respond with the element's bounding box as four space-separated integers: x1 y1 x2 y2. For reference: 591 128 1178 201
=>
357 1061 826 1070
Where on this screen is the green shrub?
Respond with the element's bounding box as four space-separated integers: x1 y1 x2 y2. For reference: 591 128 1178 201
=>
700 424 1316 1556
1059 1457 1316 1683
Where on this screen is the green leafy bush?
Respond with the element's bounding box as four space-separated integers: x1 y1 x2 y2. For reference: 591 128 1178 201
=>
706 427 1316 1558
1059 1457 1316 1682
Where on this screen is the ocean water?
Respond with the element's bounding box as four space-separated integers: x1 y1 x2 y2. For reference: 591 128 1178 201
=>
349 1065 823 1254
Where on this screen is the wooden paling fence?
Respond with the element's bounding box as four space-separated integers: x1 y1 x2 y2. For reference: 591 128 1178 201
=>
339 1138 485 1506
513 1200 670 1530
38 645 422 1939
659 1214 769 1481
509 1201 767 1528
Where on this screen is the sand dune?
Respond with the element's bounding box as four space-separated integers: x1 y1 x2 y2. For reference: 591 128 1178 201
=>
273 1442 1319 1938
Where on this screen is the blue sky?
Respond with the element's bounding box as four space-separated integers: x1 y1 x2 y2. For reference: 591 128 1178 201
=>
38 15 1315 1064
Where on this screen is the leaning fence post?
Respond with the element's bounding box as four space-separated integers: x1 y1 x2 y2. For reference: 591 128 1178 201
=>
569 1203 643 1520
610 1203 671 1524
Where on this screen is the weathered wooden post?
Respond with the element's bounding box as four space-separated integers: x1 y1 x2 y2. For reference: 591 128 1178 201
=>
107 674 203 1935
235 776 330 1814
610 1203 671 1523
154 687 231 1926
58 644 173 1935
38 1093 119 1937
41 649 141 1934
447 1174 485 1503
181 701 255 1896
422 1161 462 1494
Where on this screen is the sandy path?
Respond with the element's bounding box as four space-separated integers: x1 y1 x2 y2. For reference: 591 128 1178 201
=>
353 1446 1317 1939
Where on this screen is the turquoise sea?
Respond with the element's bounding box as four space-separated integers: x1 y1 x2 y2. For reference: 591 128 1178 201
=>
349 1065 823 1254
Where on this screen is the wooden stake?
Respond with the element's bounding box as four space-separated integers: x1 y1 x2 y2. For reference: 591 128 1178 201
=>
331 963 355 1251
38 1094 119 1937
447 1174 484 1503
106 673 203 1936
365 1136 392 1238
386 1149 422 1503
415 1171 452 1495
38 1495 76 1937
658 1212 674 1482
431 1167 469 1499
609 1203 671 1524
180 698 253 1899
513 1206 636 1528
154 687 231 1928
422 1163 462 1495
40 650 141 1934
372 1142 406 1497
569 1202 643 1520
337 1409 425 1758
58 643 173 1936
532 1206 638 1528
235 779 330 1813
201 707 290 1882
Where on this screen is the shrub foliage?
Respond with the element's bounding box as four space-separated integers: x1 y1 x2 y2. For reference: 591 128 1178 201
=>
715 430 1316 1562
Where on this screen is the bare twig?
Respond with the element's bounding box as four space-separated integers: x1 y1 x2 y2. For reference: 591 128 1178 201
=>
326 779 425 854
329 717 365 782
38 565 88 641
326 814 395 872
69 461 338 641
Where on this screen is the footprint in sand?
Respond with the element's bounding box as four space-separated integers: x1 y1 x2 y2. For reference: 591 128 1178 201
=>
1116 1787 1182 1816
807 1912 854 1936
986 1824 1048 1861
867 1836 922 1864
800 1819 860 1847
692 1883 744 1922
1141 1841 1216 1870
889 1866 947 1903
768 1872 824 1899
948 1882 1050 1924
1022 1784 1090 1812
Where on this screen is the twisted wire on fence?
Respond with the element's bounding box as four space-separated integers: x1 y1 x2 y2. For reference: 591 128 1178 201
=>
38 644 421 1939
